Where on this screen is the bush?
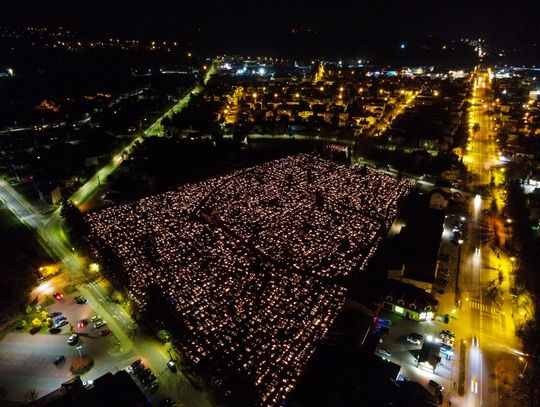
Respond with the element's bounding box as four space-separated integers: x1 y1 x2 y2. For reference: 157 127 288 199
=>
157 329 172 343
31 318 42 329
40 297 54 307
70 356 94 375
63 285 78 295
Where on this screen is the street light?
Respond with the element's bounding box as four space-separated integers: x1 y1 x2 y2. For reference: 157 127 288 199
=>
76 345 83 361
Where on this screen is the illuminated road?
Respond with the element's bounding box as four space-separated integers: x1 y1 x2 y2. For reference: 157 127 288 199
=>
459 69 520 407
0 64 218 406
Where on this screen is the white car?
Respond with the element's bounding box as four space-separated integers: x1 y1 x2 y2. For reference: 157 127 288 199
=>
67 334 79 345
406 333 423 345
377 347 392 359
93 320 106 329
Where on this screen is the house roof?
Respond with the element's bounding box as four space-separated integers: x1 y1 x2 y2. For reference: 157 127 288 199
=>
399 207 444 284
383 279 439 311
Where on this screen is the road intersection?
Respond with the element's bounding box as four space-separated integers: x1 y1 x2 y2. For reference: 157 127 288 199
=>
0 64 217 405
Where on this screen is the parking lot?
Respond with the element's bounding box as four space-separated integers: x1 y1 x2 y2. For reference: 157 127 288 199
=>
0 290 127 403
372 214 468 405
375 311 458 402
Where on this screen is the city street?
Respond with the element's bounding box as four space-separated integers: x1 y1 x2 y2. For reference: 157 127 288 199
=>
0 68 218 406
380 69 525 407
457 69 522 407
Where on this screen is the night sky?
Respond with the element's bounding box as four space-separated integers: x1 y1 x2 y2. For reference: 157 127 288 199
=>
2 0 539 54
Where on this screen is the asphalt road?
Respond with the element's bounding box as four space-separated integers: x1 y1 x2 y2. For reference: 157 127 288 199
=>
458 70 521 407
0 66 218 406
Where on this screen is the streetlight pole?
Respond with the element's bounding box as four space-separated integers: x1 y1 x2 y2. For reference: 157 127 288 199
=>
76 345 82 362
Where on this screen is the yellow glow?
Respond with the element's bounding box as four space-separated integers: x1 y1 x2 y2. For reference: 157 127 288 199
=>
252 92 257 98
39 264 60 277
89 263 100 273
295 93 300 98
34 280 54 295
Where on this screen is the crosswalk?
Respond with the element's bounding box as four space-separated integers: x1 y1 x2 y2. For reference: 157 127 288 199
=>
469 300 499 314
469 299 508 338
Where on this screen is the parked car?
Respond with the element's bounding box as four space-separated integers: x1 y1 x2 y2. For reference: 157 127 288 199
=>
158 398 176 407
55 320 69 329
437 278 448 287
141 374 157 386
137 368 152 380
375 325 390 336
131 363 145 375
93 321 106 329
76 298 88 305
49 311 62 318
54 316 67 325
439 253 451 262
54 356 65 366
440 343 454 356
52 292 64 301
100 328 111 337
145 381 159 394
377 318 392 326
441 330 455 338
167 360 177 372
428 379 444 394
67 334 79 345
377 347 392 359
128 359 143 370
90 315 102 322
406 333 423 345
441 337 454 347
439 269 450 277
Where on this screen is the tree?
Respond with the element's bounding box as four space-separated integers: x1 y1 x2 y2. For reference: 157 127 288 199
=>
157 329 172 343
31 318 42 329
60 200 88 246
